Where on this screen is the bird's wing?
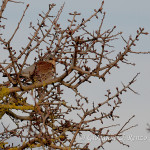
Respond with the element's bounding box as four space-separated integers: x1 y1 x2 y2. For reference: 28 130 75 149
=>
21 63 36 78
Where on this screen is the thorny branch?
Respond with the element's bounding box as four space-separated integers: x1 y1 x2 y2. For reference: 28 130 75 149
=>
0 0 149 149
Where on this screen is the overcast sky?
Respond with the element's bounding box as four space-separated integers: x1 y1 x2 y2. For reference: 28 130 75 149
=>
0 0 150 149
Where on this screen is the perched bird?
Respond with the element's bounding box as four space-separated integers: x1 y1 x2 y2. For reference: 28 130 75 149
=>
2 54 56 99
21 55 56 83
20 54 56 97
3 54 56 84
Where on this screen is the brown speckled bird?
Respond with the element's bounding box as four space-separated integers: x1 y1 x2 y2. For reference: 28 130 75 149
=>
20 55 56 83
21 55 56 97
2 54 56 89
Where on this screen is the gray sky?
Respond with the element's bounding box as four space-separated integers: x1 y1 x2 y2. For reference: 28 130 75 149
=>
0 0 150 149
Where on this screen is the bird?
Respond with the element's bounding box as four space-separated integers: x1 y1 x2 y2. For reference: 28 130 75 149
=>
21 55 56 83
20 54 56 97
3 54 56 84
2 54 56 99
